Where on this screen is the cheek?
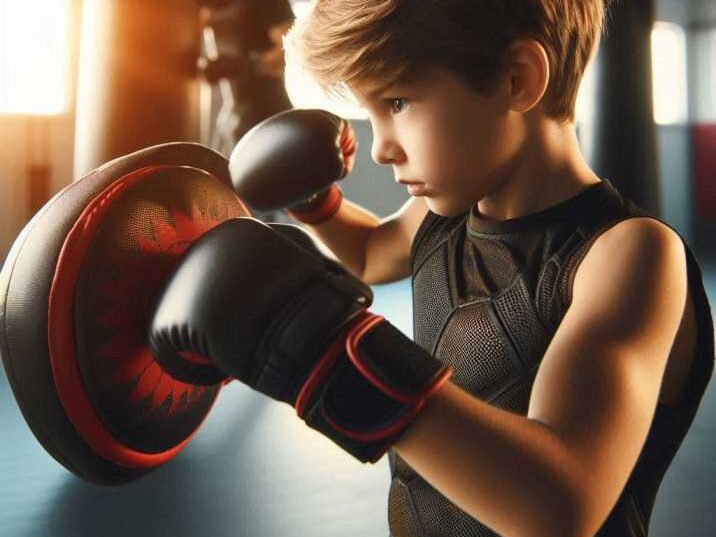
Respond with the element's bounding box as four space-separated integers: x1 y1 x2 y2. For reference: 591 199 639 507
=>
454 116 516 180
408 103 511 186
421 132 484 187
428 111 504 176
409 120 472 181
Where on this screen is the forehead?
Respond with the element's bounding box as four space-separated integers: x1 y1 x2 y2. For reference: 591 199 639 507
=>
349 69 441 104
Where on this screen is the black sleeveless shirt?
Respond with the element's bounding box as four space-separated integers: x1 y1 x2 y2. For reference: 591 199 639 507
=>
388 180 714 537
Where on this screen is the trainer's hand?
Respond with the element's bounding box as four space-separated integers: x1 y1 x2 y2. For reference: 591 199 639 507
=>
149 218 451 462
229 108 356 224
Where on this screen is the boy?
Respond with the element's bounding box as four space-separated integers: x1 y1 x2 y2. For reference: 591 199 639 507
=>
165 1 713 536
273 1 715 536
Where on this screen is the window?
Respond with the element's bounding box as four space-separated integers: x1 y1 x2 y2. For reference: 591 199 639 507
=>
651 22 689 125
0 0 71 115
576 54 597 126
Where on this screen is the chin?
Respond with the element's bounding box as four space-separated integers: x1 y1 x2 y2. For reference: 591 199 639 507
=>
425 198 473 218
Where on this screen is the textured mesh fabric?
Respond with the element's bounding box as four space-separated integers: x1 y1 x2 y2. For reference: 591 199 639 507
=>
388 179 715 537
412 242 452 353
411 478 499 537
434 301 521 400
388 479 424 537
490 371 537 412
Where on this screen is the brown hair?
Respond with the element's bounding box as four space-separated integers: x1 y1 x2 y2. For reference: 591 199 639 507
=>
284 0 614 123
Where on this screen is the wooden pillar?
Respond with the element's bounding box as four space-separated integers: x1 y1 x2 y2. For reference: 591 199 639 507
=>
74 0 202 176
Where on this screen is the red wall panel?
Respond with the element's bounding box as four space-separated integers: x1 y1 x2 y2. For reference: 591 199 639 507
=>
692 124 716 220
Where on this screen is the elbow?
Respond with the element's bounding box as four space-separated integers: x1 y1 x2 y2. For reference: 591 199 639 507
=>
360 261 390 285
361 257 411 285
528 440 599 537
520 499 583 537
361 270 390 286
353 260 371 284
512 479 594 537
537 487 602 537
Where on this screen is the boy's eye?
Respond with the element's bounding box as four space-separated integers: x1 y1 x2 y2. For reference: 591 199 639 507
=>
387 97 409 114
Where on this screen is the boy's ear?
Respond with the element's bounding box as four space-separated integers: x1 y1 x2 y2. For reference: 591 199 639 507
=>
504 39 550 114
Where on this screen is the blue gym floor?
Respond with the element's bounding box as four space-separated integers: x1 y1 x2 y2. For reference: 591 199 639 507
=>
1 256 714 537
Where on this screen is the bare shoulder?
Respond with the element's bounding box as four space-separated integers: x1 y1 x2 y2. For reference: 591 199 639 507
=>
572 216 687 338
576 218 685 291
363 196 429 284
594 216 682 248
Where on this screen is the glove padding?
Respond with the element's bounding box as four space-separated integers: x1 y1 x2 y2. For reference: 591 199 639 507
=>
229 108 355 209
228 108 355 224
149 218 451 462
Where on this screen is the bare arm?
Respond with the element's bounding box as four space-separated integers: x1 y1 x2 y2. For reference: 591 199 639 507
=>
394 218 688 537
304 196 428 284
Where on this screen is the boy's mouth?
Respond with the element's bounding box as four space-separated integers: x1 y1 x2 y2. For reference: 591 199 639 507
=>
399 180 429 197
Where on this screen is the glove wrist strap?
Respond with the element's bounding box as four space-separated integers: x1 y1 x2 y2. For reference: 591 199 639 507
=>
286 184 343 225
296 311 452 462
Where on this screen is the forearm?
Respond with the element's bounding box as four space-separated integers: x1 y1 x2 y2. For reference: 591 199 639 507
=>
395 381 586 537
303 198 380 279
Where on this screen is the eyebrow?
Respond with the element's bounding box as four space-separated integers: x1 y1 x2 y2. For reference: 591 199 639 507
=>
354 76 427 109
363 84 394 100
368 82 422 102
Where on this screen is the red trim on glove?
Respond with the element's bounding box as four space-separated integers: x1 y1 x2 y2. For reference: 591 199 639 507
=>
179 351 213 365
286 185 343 225
338 121 357 178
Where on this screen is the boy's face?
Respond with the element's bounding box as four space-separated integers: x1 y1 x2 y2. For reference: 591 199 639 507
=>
350 67 522 217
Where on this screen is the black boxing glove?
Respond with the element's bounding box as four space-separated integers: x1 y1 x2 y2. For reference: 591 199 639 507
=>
149 218 451 462
228 109 356 224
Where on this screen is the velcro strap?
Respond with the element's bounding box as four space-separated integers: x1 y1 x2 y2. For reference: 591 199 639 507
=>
345 314 452 403
296 312 452 462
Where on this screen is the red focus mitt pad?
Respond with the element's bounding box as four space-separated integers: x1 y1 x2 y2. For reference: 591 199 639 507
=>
0 142 250 485
296 312 452 463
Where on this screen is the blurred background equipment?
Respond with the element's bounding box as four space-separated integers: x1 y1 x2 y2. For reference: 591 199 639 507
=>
197 0 294 155
592 0 661 215
196 0 295 222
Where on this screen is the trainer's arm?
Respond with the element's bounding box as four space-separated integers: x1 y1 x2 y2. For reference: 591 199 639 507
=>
304 195 428 284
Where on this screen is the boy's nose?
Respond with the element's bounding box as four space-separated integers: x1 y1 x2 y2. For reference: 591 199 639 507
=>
371 136 405 166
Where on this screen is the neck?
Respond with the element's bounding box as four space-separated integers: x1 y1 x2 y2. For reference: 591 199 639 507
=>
476 114 600 221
